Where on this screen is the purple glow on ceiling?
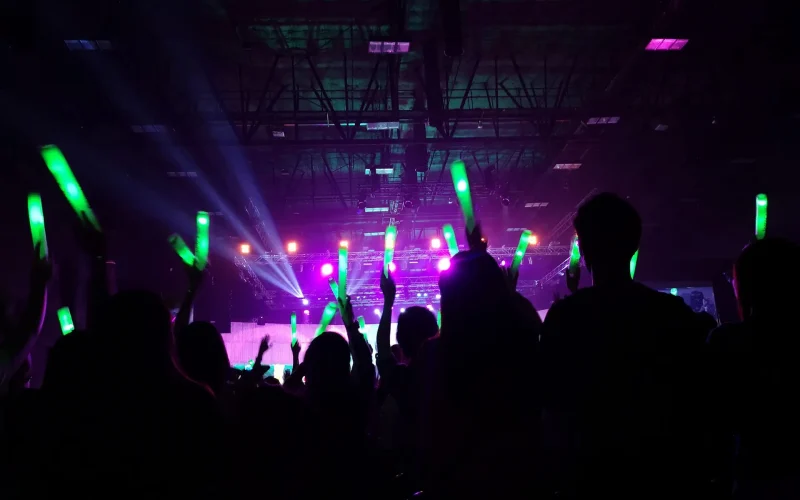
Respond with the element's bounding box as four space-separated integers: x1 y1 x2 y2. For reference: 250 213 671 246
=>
645 38 688 51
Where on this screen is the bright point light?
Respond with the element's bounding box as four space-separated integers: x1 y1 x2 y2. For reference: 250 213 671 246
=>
500 260 506 266
426 305 434 311
423 293 428 297
431 238 441 249
321 263 334 276
416 293 421 297
388 262 397 273
303 309 310 315
198 216 209 225
528 234 538 245
287 241 298 253
435 294 441 300
340 240 349 248
437 257 451 272
374 308 380 315
400 308 406 313
302 298 309 305
670 288 678 296
240 243 251 255
456 180 467 192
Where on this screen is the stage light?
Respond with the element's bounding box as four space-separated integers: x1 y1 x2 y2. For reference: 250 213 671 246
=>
437 257 451 272
321 263 333 276
430 237 441 249
426 305 434 311
340 240 349 248
500 260 506 266
435 294 441 300
303 309 310 315
302 298 309 306
528 234 538 245
388 262 397 273
287 241 298 253
240 243 251 255
400 308 406 313
417 293 421 297
374 308 381 316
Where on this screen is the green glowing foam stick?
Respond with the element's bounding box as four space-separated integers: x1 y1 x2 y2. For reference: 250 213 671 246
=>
568 236 581 277
168 234 196 266
670 288 678 296
630 249 639 279
755 193 767 240
57 306 75 335
245 359 255 371
450 160 475 233
384 225 397 277
40 145 101 231
338 244 348 303
357 316 366 329
315 302 338 337
443 224 459 257
195 211 210 270
437 310 441 329
510 230 532 276
290 311 297 346
27 193 48 259
328 277 339 299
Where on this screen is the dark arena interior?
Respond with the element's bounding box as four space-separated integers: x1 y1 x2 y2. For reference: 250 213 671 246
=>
1 0 799 498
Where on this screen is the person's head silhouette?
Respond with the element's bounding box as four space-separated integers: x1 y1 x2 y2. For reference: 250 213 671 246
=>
574 192 642 285
303 331 351 391
175 321 230 396
396 306 438 361
733 237 800 320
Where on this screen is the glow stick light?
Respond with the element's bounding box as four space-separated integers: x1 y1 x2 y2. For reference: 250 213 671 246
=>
510 230 532 276
328 277 339 299
195 211 210 270
568 236 580 276
358 316 366 329
630 249 639 279
450 160 475 233
755 193 767 240
384 225 397 277
27 193 48 259
443 224 459 257
57 306 75 335
437 310 441 329
40 145 101 231
338 242 348 303
315 302 338 337
168 234 196 266
290 312 297 346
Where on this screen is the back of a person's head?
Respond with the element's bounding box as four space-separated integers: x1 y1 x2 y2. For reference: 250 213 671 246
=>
175 321 230 395
303 332 351 388
396 306 438 360
99 290 173 371
574 192 642 271
734 237 800 319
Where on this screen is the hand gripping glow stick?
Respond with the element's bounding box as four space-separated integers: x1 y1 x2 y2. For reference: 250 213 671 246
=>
357 316 366 329
290 312 298 346
328 277 339 299
384 225 397 277
338 241 348 303
27 193 48 259
630 249 639 279
57 306 75 335
510 230 532 276
450 160 475 234
168 234 196 266
755 193 767 240
40 145 101 231
195 211 210 270
443 224 460 257
568 236 580 277
315 302 338 336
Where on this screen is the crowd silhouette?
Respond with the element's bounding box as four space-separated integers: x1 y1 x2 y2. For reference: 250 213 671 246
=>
1 192 798 499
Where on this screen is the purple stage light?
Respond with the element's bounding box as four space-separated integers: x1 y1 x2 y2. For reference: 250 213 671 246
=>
321 263 333 276
374 308 381 316
437 257 451 272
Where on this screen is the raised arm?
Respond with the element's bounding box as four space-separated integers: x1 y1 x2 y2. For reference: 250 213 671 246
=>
376 272 396 372
175 263 203 335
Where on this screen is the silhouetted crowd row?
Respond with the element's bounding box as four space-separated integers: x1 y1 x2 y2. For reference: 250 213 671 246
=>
1 193 798 499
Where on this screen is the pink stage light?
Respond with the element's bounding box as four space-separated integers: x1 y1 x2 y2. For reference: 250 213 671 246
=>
645 38 688 51
321 263 334 276
430 237 442 249
437 257 451 272
388 261 397 273
303 309 310 315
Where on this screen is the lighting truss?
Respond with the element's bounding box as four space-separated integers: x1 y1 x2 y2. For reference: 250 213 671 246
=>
251 246 570 265
233 255 276 306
